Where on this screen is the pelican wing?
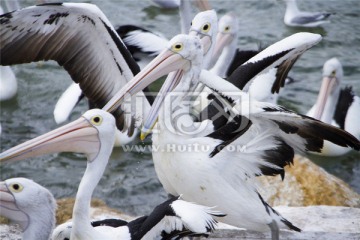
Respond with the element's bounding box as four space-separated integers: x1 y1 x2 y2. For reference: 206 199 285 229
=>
117 24 168 56
0 3 149 131
226 32 322 93
225 49 260 78
135 196 223 239
205 99 360 179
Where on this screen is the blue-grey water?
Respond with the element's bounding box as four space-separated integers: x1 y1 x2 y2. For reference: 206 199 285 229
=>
0 0 359 216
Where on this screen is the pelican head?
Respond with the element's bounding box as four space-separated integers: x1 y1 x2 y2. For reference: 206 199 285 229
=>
313 57 343 121
140 35 204 138
104 34 204 114
0 109 116 163
0 177 56 239
189 10 218 67
211 12 238 62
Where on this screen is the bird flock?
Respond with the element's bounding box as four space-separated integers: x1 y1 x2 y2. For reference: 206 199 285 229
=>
0 0 359 240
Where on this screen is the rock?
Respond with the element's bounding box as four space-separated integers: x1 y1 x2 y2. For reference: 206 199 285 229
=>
208 206 360 239
257 155 360 207
0 224 21 240
2 206 359 239
56 197 134 224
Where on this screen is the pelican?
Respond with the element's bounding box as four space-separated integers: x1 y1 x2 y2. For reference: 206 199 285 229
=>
283 0 333 27
101 34 360 239
197 12 290 113
0 109 224 239
0 177 57 240
307 58 360 156
209 12 259 78
51 9 219 135
0 2 153 135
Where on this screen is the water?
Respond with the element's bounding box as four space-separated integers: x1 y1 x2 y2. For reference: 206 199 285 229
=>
0 0 359 216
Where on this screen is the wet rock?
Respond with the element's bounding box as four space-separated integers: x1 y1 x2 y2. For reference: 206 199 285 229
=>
257 155 360 207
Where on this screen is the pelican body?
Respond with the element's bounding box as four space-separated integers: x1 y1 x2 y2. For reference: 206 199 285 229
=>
0 109 224 240
101 33 360 240
307 58 360 156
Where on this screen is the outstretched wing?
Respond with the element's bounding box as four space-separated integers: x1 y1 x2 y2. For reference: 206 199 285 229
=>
0 3 151 132
205 98 360 179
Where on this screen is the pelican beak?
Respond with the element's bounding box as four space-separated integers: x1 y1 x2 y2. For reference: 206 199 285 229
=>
0 117 100 163
103 48 191 113
195 0 212 11
313 76 338 120
189 30 212 56
0 182 28 226
212 32 234 61
140 70 185 140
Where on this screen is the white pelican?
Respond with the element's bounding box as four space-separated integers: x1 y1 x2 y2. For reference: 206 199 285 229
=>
0 177 56 240
102 34 360 239
0 2 153 135
198 31 324 125
51 9 219 136
197 12 293 113
283 0 333 27
209 12 259 78
0 109 224 240
307 58 360 156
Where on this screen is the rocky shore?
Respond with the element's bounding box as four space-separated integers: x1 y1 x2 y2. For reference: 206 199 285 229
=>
1 155 359 239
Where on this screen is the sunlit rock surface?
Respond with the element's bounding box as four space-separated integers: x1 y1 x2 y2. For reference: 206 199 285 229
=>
258 155 360 207
56 198 134 224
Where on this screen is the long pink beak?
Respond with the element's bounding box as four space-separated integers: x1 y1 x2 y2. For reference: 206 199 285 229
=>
313 76 338 120
212 32 234 61
0 117 100 163
103 48 190 113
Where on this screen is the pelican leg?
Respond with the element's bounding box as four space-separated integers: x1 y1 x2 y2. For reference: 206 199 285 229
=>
268 220 279 240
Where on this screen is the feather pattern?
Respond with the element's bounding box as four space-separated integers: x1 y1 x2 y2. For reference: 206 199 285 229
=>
0 3 151 133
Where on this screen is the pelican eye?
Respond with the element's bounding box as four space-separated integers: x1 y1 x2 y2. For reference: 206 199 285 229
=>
9 183 23 193
172 43 183 52
224 26 230 32
331 70 336 76
190 21 193 26
202 23 211 32
91 115 103 125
